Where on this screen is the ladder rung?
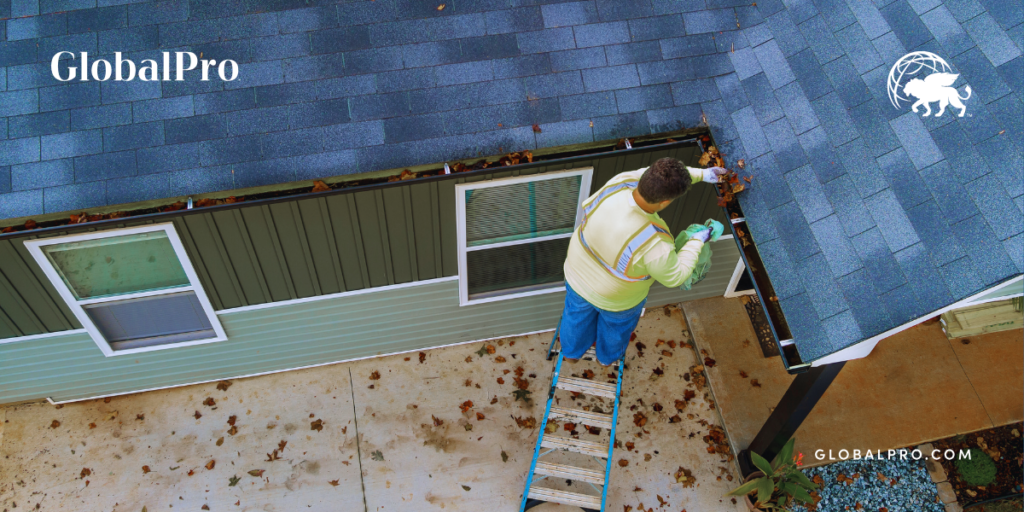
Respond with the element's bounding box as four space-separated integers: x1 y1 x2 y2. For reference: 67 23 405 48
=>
557 376 617 398
534 461 606 485
549 406 613 429
541 434 608 458
527 486 602 509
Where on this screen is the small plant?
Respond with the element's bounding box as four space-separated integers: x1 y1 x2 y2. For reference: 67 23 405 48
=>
956 447 997 486
726 438 819 510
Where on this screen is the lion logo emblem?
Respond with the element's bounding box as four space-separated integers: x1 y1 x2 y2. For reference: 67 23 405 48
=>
887 51 972 117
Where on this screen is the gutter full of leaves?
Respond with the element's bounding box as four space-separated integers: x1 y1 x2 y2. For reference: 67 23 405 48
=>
700 142 810 374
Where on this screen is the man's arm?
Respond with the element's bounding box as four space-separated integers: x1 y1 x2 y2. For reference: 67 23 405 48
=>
634 238 705 289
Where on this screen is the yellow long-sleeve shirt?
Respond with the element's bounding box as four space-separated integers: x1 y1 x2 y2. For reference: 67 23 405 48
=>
563 167 707 312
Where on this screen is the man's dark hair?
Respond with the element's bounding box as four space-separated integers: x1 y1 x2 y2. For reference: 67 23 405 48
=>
637 157 692 203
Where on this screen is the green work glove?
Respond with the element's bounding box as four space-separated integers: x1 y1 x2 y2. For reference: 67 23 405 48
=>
704 219 724 242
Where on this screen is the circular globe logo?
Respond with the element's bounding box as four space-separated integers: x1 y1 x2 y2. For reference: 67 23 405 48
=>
886 51 972 117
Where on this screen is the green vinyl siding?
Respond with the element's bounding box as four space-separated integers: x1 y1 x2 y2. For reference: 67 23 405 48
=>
0 143 719 340
0 241 739 404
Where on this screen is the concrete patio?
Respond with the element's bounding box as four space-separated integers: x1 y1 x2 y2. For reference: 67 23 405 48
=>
684 295 1024 469
1 305 749 512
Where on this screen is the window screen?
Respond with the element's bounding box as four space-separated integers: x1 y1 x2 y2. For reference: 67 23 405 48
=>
457 169 591 304
84 291 216 350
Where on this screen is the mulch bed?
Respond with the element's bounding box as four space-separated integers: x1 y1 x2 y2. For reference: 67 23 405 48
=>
933 421 1024 506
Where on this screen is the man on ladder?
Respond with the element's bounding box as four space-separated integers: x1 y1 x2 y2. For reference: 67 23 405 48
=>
560 157 727 367
521 157 727 512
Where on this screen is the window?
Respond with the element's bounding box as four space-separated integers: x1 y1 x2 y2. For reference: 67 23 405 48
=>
456 167 593 305
25 224 226 356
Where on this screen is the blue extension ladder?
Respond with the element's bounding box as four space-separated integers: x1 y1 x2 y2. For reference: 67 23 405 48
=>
519 320 625 512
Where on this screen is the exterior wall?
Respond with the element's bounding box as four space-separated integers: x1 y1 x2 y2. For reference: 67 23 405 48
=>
0 240 738 404
0 143 722 340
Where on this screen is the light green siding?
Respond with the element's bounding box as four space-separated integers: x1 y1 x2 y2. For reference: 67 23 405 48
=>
0 240 739 404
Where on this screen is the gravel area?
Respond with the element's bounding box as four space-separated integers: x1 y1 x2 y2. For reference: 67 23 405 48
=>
791 456 946 512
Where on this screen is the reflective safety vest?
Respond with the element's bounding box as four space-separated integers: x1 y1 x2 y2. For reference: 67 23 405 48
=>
576 178 674 283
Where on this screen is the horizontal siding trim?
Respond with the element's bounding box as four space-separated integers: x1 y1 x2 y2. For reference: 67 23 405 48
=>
217 275 459 314
0 328 88 345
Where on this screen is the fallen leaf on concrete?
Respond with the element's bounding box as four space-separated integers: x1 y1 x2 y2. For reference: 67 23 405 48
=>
206 460 216 470
203 398 216 407
514 366 525 377
625 441 635 450
494 356 506 363
188 469 195 476
703 357 716 367
490 396 499 404
476 412 485 421
464 378 473 387
371 450 384 461
194 411 202 419
464 424 473 431
662 350 672 357
564 422 577 431
369 371 380 381
328 479 340 486
266 450 281 461
750 379 761 388
227 415 237 426
683 390 696 402
739 370 748 378
202 505 209 510
675 466 695 487
465 356 473 362
513 416 536 429
501 451 509 462
88 422 96 429
216 437 225 446
229 475 240 487
633 412 647 427
432 415 444 426
248 470 264 477
587 426 602 435
311 419 324 431
461 484 471 491
50 420 60 428
460 400 474 413
136 414 144 421
618 459 629 467
80 468 91 478
513 377 530 390
419 352 426 363
278 440 287 452
142 465 151 474
674 399 687 411
512 389 532 403
652 403 663 412
669 415 682 423
216 381 232 391
582 369 595 379
497 377 505 384
475 345 489 357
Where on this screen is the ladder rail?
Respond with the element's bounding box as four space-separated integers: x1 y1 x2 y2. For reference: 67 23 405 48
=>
520 328 563 512
600 355 625 511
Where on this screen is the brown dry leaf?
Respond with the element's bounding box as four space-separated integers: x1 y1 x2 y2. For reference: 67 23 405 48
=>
465 356 473 363
564 422 577 432
311 180 330 192
674 400 687 411
532 124 542 133
513 377 530 390
669 415 682 423
476 412 485 421
311 419 324 432
248 469 264 477
206 460 216 470
369 371 381 380
227 426 238 436
661 350 673 357
582 369 595 379
136 413 145 421
194 411 202 420
618 459 629 467
329 479 340 486
216 437 225 446
684 389 697 402
432 415 444 426
633 412 647 427
513 416 537 429
514 366 525 377
490 396 498 404
202 506 209 511
80 468 91 478
494 355 507 363
486 345 496 354
675 466 695 487
398 169 416 180
751 379 761 388
739 370 748 378
419 352 426 363
703 356 717 367
460 400 474 413
227 415 237 426
652 403 663 412
50 420 60 428
203 397 216 407
142 465 151 474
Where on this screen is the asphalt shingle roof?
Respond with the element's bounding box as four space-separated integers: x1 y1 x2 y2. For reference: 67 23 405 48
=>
0 0 1021 361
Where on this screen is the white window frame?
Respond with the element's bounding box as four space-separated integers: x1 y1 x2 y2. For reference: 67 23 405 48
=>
723 258 757 298
23 223 227 357
456 167 593 306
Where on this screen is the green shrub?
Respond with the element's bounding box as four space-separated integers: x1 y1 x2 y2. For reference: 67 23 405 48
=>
956 448 997 486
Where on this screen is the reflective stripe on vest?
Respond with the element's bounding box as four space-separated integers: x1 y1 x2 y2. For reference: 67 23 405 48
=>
577 180 672 283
